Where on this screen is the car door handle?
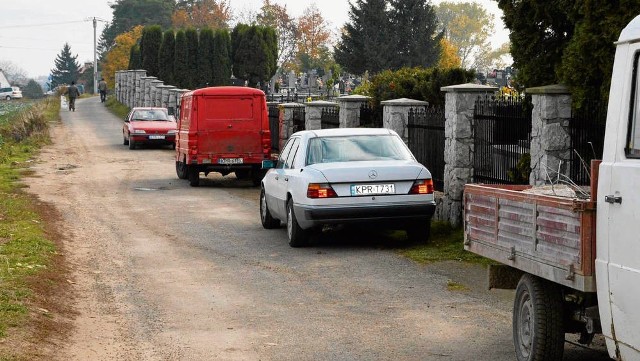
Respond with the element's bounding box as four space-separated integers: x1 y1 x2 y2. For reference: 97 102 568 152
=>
605 195 622 204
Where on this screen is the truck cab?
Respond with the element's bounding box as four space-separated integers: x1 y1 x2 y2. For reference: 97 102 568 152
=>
596 14 640 360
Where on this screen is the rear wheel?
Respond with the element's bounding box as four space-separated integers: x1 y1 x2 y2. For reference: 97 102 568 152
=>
6 96 10 101
513 274 564 361
406 219 431 243
188 166 200 187
176 161 187 179
287 198 309 247
260 189 280 229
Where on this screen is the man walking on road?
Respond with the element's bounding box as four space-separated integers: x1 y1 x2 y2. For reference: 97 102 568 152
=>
98 78 107 103
65 81 80 112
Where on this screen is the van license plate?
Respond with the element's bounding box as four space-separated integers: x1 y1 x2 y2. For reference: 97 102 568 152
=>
218 158 243 164
350 184 395 196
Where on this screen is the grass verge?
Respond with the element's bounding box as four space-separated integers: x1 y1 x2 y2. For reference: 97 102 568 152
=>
0 97 63 359
399 221 494 265
105 95 130 119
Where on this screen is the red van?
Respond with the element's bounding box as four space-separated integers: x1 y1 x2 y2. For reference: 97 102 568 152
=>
175 86 272 186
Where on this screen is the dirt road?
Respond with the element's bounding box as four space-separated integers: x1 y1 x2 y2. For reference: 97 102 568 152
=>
24 97 610 360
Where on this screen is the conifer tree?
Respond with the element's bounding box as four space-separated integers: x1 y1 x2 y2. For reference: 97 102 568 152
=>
50 43 81 88
212 29 232 86
173 30 189 88
141 25 163 76
197 28 215 87
185 28 199 89
158 30 175 84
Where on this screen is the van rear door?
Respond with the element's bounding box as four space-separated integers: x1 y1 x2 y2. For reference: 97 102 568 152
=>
198 95 263 155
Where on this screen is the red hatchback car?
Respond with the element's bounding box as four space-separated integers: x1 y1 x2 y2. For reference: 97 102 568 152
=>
123 107 177 150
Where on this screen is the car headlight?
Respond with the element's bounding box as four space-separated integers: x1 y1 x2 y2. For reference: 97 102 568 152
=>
167 129 177 134
132 129 146 134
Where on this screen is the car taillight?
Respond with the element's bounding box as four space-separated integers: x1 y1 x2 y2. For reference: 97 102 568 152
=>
262 131 271 155
307 183 338 198
409 179 434 195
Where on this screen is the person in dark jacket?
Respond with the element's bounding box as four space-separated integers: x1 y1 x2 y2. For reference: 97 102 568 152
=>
65 81 80 111
98 78 107 103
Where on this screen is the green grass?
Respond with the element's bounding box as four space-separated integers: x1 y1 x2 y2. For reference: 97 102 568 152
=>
105 95 130 119
399 221 494 265
0 98 58 342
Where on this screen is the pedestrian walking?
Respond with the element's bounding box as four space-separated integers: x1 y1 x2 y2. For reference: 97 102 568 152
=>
65 81 80 112
98 78 107 103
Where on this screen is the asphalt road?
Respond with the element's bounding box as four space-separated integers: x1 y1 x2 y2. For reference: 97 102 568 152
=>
25 96 611 361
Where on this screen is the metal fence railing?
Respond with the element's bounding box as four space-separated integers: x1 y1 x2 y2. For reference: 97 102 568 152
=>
321 107 339 129
268 104 280 151
292 107 306 133
473 95 532 184
569 101 606 185
359 103 383 128
408 107 446 191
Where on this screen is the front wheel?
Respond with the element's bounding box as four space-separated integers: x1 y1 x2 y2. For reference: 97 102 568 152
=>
287 198 308 247
128 138 135 150
513 274 564 361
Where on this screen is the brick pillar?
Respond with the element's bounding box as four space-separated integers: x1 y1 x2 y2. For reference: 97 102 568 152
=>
527 85 573 185
336 95 371 128
440 83 497 226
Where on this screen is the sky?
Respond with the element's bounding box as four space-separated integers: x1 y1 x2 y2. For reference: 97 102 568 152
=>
0 0 509 79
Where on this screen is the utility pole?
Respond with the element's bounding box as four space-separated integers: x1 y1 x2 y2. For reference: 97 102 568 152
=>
93 17 97 94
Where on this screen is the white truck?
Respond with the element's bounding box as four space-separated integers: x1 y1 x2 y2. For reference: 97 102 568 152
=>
463 15 640 361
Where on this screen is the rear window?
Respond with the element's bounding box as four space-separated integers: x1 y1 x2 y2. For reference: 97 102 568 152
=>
203 97 254 120
306 135 414 165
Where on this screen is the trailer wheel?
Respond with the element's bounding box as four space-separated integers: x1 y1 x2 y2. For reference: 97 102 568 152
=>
513 274 564 361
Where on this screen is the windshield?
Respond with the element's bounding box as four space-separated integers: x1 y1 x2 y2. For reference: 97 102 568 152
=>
306 135 414 165
131 109 169 121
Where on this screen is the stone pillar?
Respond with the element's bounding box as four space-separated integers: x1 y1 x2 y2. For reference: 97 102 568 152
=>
132 70 146 107
304 100 338 130
158 85 176 108
141 77 157 107
336 95 371 128
527 85 573 185
280 103 305 149
381 98 428 143
124 71 133 107
440 83 498 226
115 71 122 103
150 80 164 107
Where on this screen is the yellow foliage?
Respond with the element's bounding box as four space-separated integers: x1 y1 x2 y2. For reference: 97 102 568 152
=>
438 38 461 69
102 25 144 89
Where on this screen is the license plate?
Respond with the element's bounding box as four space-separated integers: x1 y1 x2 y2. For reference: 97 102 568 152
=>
218 158 243 165
350 184 395 196
149 135 165 140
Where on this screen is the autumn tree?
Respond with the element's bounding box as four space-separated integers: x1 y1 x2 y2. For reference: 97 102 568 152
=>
103 25 143 88
232 24 278 88
212 29 232 85
256 0 298 71
335 0 395 75
50 43 81 88
435 2 495 69
140 25 163 77
437 38 461 69
172 0 232 29
296 4 332 72
173 30 189 88
99 0 174 55
197 28 215 87
158 30 176 84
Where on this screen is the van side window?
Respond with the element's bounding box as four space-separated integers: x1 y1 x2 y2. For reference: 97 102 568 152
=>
277 138 295 169
285 138 300 169
627 51 640 157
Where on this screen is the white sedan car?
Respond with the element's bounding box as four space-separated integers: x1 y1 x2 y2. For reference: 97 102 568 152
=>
260 128 436 247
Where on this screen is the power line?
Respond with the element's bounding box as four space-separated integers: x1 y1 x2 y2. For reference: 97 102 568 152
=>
0 45 60 51
0 20 86 29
